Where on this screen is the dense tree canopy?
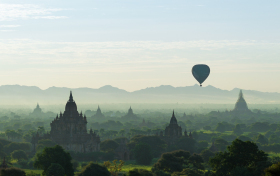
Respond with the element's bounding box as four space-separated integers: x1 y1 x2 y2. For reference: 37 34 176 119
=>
153 150 204 173
34 145 74 176
77 162 110 176
100 139 119 152
210 139 269 176
0 167 26 176
46 163 65 176
128 135 166 158
11 150 28 161
134 143 153 165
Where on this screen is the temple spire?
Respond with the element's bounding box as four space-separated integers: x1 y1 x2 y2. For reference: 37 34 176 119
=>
69 91 74 102
239 90 243 98
170 110 177 124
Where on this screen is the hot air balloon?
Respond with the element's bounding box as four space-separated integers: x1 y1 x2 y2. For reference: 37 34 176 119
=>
192 64 210 87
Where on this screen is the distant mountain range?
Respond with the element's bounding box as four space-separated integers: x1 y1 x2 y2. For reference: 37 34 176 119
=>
0 84 279 105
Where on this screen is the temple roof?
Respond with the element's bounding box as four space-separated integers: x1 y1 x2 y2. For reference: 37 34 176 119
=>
233 90 249 112
65 91 77 112
170 110 178 124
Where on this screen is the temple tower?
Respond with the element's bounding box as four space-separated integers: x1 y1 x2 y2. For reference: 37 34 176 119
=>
233 90 251 113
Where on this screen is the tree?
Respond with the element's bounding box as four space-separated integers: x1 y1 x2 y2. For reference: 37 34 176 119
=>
269 134 280 144
37 126 45 135
153 150 204 174
38 139 57 148
134 143 153 165
200 149 215 163
128 169 153 176
238 135 252 142
174 137 196 153
215 123 226 132
0 167 26 176
77 162 110 176
45 163 65 176
214 138 228 151
256 134 269 145
34 145 74 176
103 160 124 176
11 150 28 161
100 140 119 152
171 168 204 176
250 122 270 132
233 124 243 135
203 126 211 131
209 139 269 176
127 135 166 158
264 162 280 176
196 140 208 149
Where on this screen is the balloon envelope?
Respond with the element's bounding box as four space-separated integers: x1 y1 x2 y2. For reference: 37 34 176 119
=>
192 64 210 86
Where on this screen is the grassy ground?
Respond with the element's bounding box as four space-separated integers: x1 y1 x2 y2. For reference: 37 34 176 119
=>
268 152 280 158
23 162 153 175
122 164 152 172
24 169 43 175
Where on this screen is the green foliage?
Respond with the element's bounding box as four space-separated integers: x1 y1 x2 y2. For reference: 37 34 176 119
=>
264 162 280 176
134 143 153 165
203 126 211 131
77 162 110 176
128 169 153 176
256 134 269 145
232 124 243 135
209 139 269 176
215 123 226 132
269 134 280 144
238 135 252 142
72 160 79 171
34 145 74 176
214 138 228 151
250 122 270 132
171 168 204 176
128 135 166 158
69 151 115 161
153 150 204 174
38 139 56 148
172 137 196 153
200 149 215 163
0 167 26 176
11 150 28 161
45 163 65 176
100 139 119 152
3 142 31 154
196 140 208 149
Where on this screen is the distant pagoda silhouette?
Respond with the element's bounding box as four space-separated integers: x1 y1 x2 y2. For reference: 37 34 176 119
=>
30 103 43 117
121 106 138 120
93 105 105 119
31 91 100 153
232 90 251 113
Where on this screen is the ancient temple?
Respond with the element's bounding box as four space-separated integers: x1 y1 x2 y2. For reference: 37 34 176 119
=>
182 112 187 119
32 91 100 153
139 119 146 128
121 106 139 120
92 106 105 119
158 111 192 145
30 103 43 117
164 111 182 137
232 90 251 113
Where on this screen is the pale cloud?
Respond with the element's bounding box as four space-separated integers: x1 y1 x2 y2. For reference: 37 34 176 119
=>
0 30 15 32
0 25 20 28
0 4 67 21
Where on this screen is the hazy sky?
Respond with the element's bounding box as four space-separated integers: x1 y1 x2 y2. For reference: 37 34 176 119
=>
1 0 280 92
